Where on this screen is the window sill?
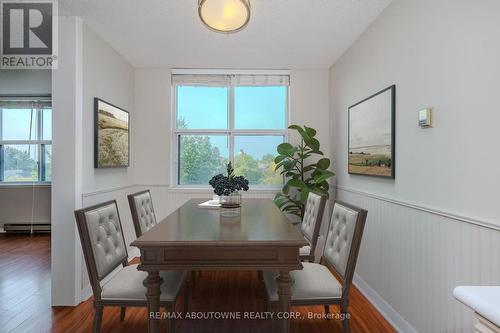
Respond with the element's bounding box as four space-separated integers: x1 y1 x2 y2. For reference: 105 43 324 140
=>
168 186 281 193
0 182 51 189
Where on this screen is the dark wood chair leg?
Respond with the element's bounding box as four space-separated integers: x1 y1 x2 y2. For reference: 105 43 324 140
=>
198 271 202 277
341 302 350 333
167 305 175 333
257 270 265 297
120 306 126 322
183 282 189 314
324 305 330 320
190 271 196 299
93 306 103 333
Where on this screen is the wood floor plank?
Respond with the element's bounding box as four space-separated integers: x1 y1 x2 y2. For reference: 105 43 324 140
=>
0 234 396 333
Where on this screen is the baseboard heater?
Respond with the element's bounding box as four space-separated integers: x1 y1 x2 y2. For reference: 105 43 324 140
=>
3 224 51 233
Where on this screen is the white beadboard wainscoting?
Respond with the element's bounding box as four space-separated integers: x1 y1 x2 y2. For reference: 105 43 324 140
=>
336 186 500 333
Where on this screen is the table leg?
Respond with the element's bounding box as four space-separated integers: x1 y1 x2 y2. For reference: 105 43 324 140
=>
146 271 161 333
276 270 293 333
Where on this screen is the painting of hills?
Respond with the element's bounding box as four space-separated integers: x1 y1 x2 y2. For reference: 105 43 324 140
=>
94 98 129 168
348 86 395 178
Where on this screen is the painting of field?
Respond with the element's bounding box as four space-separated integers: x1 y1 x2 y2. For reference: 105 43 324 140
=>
348 85 395 178
95 99 129 168
348 145 392 177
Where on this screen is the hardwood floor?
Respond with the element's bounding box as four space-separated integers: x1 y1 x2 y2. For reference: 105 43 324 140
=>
0 234 395 333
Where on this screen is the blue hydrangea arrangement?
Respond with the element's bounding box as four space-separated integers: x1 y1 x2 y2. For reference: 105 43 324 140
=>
209 162 249 196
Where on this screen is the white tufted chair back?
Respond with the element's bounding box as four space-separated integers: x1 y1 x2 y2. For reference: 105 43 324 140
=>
128 190 157 237
323 201 367 280
300 192 324 243
75 201 128 282
300 192 326 244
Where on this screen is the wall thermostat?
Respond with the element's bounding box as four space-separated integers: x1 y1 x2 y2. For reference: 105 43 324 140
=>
418 108 433 128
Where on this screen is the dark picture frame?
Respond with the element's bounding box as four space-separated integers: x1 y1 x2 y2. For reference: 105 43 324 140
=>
94 98 130 168
348 85 395 178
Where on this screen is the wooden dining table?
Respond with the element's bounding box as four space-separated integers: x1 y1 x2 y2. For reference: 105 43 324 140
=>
131 198 307 333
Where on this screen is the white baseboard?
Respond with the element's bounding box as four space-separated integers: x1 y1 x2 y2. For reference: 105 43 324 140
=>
80 284 92 302
353 273 418 333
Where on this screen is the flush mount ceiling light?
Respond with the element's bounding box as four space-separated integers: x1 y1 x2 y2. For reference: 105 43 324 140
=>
198 0 251 34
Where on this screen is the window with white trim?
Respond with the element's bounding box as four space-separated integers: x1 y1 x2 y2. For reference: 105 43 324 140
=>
172 73 289 187
0 97 52 183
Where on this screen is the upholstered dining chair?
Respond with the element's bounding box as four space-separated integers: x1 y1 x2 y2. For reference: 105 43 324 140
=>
75 200 188 333
298 192 327 263
127 189 158 238
127 190 200 293
263 201 367 333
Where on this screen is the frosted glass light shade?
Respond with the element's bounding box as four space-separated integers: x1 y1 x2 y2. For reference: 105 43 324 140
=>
198 0 251 33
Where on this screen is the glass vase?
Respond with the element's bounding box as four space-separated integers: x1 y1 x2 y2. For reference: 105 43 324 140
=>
220 191 241 208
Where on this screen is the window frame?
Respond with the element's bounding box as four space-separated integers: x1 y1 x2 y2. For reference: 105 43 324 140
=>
0 97 52 184
171 82 290 189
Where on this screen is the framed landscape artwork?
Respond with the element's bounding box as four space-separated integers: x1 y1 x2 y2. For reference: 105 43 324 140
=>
348 85 395 178
94 98 130 168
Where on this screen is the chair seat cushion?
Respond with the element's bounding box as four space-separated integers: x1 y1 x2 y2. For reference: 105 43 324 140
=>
101 264 186 303
299 245 311 256
263 262 342 302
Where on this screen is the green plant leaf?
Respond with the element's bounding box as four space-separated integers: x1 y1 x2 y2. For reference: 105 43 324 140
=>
303 165 316 173
288 124 303 131
300 188 310 204
282 182 290 195
319 181 330 190
288 178 306 189
282 159 297 171
304 125 317 138
313 170 335 183
314 188 329 197
316 158 330 170
274 195 291 208
289 124 312 143
274 155 286 164
277 143 295 156
307 138 320 151
298 153 310 159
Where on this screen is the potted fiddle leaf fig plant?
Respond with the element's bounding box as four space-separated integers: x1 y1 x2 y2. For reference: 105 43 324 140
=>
274 125 334 219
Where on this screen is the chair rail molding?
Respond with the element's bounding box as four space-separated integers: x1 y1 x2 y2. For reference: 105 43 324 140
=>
336 185 500 232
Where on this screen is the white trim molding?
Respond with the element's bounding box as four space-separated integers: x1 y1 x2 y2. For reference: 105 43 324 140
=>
81 184 135 197
82 183 281 197
353 273 418 333
336 185 500 232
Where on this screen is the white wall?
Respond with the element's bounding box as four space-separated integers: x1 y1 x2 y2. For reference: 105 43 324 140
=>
0 70 52 228
329 0 500 331
0 70 51 95
79 22 136 296
133 69 171 185
82 24 135 193
0 185 51 226
51 16 83 306
51 19 136 304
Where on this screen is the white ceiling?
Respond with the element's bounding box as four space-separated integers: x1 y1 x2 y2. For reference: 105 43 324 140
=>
59 0 392 69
